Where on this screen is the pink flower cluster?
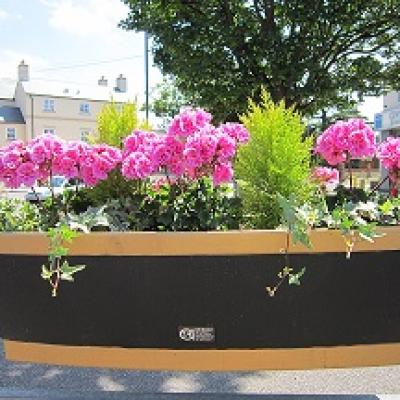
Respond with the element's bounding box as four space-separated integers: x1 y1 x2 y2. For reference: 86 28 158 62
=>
377 137 400 172
315 119 376 165
121 130 163 179
168 107 212 138
311 166 339 190
0 140 37 188
53 141 121 186
0 135 121 188
377 137 400 194
0 108 249 190
121 108 250 186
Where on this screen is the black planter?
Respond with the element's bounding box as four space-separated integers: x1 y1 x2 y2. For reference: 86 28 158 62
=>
0 229 399 370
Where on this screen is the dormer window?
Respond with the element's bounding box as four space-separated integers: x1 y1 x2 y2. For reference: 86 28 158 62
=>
80 103 90 114
43 98 55 112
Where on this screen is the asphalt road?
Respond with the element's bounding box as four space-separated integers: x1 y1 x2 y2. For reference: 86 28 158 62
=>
1 339 400 395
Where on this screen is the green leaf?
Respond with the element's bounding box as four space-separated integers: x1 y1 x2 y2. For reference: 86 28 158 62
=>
60 273 74 282
60 226 78 242
288 267 306 286
41 265 53 280
60 261 86 276
379 200 394 216
358 223 383 243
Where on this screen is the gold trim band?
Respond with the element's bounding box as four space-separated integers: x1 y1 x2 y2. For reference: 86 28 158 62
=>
0 226 399 256
4 340 400 371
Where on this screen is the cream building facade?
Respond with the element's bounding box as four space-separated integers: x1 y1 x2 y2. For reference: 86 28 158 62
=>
0 61 130 147
0 106 25 147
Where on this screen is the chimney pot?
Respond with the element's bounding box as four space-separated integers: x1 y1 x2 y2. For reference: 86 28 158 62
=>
98 75 108 87
115 74 127 93
18 60 29 82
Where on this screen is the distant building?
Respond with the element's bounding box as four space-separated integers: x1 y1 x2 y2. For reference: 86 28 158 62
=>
376 91 400 191
0 61 130 147
381 91 400 139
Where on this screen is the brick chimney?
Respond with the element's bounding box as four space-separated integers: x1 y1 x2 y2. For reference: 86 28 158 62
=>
18 60 29 82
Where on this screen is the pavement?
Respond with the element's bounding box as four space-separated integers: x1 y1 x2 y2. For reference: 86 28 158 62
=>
0 391 392 400
1 339 400 396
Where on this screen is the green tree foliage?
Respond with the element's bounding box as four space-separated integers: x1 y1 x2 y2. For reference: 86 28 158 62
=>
307 100 365 135
120 0 400 121
236 90 313 228
96 101 139 148
151 76 191 124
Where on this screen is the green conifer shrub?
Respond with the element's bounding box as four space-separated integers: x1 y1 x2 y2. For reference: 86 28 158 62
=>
236 89 313 228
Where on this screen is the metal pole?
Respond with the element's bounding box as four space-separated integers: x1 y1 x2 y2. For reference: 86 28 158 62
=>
145 31 149 124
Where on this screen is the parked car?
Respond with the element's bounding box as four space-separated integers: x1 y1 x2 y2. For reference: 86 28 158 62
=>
25 176 81 202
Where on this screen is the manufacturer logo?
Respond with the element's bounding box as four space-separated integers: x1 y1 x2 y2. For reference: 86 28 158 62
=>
178 326 215 342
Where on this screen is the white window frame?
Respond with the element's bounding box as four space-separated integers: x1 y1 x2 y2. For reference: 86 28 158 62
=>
6 127 16 141
79 102 90 114
80 129 91 142
43 128 55 135
43 98 55 112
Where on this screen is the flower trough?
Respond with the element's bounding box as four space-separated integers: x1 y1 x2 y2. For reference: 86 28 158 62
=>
1 228 400 371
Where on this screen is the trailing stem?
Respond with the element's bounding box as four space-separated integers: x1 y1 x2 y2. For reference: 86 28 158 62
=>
41 225 86 297
49 257 62 297
265 231 306 297
347 154 353 191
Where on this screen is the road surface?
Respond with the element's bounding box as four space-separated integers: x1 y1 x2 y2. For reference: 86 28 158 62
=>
1 339 400 395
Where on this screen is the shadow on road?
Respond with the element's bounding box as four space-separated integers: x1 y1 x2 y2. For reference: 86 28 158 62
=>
0 339 399 395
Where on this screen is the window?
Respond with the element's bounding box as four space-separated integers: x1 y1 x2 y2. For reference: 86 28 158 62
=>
43 98 55 112
79 103 90 114
6 127 16 141
80 129 91 142
43 128 55 135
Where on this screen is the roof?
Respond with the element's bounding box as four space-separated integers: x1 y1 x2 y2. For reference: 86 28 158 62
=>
0 79 16 99
0 106 25 123
21 80 130 103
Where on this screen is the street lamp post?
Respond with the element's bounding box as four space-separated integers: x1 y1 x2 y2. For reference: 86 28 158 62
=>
144 31 149 124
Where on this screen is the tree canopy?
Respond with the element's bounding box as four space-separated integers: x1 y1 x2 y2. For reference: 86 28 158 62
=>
150 76 191 125
120 0 400 121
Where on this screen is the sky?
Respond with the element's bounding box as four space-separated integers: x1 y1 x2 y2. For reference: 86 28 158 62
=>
0 0 162 113
0 0 383 123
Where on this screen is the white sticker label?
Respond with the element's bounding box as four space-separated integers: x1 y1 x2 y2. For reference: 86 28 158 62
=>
178 326 215 342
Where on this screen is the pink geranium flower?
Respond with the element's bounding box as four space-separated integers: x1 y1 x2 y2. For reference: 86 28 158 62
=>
168 107 212 138
315 119 376 165
213 162 234 186
377 137 400 196
16 162 38 187
311 166 339 190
